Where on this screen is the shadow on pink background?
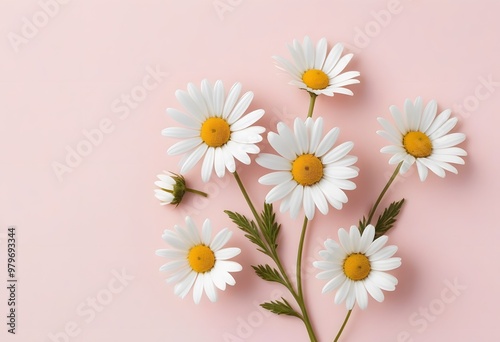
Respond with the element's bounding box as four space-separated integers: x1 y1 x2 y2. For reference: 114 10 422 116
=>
0 1 499 341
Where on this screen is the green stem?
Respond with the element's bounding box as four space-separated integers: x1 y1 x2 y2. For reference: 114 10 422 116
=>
366 162 402 224
296 216 317 342
334 309 353 342
232 171 263 227
185 188 208 197
231 171 318 342
307 92 317 118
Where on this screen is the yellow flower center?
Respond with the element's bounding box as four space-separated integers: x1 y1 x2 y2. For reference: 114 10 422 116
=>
291 154 324 186
343 253 371 281
403 131 433 158
188 244 215 273
200 117 231 147
302 69 329 90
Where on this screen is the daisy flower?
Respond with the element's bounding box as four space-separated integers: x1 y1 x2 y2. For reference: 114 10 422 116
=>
256 117 358 220
154 171 207 206
313 225 401 310
156 216 242 304
273 36 360 96
163 79 265 182
377 97 467 181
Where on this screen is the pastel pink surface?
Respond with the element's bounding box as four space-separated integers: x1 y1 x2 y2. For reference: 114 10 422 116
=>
0 1 499 341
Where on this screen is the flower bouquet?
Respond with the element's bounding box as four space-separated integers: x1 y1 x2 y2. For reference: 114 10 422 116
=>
154 36 467 341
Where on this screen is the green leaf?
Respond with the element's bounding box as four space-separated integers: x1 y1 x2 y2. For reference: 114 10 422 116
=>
358 215 368 233
252 264 287 286
261 298 302 319
374 199 405 238
224 210 268 255
259 203 281 250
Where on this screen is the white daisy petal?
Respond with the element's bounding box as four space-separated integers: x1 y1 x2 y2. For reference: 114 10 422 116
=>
314 38 327 69
355 281 369 310
311 185 329 215
314 224 401 310
221 145 236 172
371 258 402 271
363 277 385 302
210 266 227 291
215 247 241 260
167 267 192 284
201 147 215 182
167 138 201 156
167 108 201 126
259 171 293 185
370 245 398 261
201 219 213 245
259 117 356 219
323 42 343 73
180 144 208 174
200 79 215 116
425 109 451 137
203 272 217 302
175 271 197 298
266 180 297 203
419 99 437 132
322 273 346 293
217 260 243 273
368 271 398 291
227 91 254 124
159 260 186 272
193 273 204 304
309 117 323 152
213 80 225 116
365 235 388 256
231 109 265 131
226 141 251 165
294 118 309 154
223 82 242 118
163 80 264 182
155 249 185 259
315 127 339 157
157 217 241 303
210 228 231 251
334 278 352 305
162 127 199 138
268 132 296 161
176 89 205 120
303 186 316 219
288 185 304 219
256 153 291 171
276 38 359 96
214 147 226 178
379 98 466 181
359 225 375 253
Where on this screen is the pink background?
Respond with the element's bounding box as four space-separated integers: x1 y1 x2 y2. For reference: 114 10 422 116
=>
1 1 499 341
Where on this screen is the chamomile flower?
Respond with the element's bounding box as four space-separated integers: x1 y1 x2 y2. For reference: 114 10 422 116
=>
163 80 265 182
377 97 467 181
273 36 360 96
313 225 401 310
256 117 358 220
156 216 242 304
154 171 207 206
